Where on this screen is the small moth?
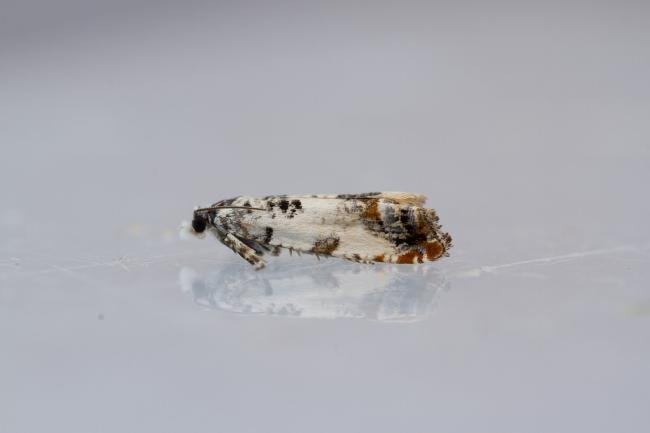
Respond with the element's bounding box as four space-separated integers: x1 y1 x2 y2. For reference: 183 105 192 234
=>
182 192 452 270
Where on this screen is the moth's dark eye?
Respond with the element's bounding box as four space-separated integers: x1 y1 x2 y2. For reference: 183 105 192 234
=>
192 214 207 233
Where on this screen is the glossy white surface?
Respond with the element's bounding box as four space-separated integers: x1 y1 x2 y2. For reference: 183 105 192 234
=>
2 2 649 432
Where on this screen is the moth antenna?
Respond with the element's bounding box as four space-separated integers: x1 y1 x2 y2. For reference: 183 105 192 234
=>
194 205 266 214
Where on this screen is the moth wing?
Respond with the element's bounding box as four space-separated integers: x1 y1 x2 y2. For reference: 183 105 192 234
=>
216 193 449 266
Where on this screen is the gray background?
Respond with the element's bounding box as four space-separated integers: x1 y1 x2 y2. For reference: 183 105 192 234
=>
1 1 649 432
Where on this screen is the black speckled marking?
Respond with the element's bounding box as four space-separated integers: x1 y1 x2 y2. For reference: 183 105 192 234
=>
263 194 287 200
291 199 302 209
311 235 339 255
336 192 381 199
399 208 410 225
217 215 231 232
278 200 290 212
264 227 273 244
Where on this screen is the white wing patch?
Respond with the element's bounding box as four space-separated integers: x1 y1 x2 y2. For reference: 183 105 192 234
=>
271 192 426 206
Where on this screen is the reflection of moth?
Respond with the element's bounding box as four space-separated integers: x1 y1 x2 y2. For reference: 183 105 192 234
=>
182 192 452 269
180 262 448 322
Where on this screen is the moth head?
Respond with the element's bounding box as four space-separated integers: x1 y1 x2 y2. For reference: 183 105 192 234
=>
191 211 208 233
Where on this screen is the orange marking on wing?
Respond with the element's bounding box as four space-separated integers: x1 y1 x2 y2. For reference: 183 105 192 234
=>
361 199 381 220
425 240 444 260
397 251 423 264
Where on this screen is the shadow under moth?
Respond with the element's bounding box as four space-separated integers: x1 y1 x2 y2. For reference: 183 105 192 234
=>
181 192 452 270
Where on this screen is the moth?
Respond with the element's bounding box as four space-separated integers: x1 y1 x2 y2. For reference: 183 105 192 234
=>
182 192 452 270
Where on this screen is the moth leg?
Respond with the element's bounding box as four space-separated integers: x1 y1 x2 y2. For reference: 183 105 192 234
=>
235 236 268 255
221 232 267 270
341 253 375 265
233 235 281 257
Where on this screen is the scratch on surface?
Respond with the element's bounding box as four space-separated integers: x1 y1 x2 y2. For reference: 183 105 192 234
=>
0 248 219 280
0 257 21 269
453 245 642 278
49 264 101 286
3 245 648 282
